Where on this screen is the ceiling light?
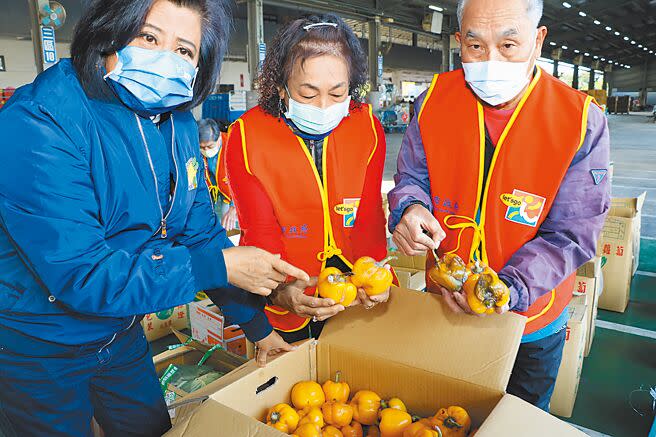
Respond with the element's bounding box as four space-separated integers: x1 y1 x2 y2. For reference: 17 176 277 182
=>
605 26 612 31
578 11 587 17
614 31 620 36
574 49 580 53
428 5 444 12
593 20 601 25
593 55 599 59
638 44 643 48
549 41 557 46
601 57 606 61
631 40 636 44
584 52 590 56
562 45 568 49
562 2 572 7
624 36 630 41
644 47 649 51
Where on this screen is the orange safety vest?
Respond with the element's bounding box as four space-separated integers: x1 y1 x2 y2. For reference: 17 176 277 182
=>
203 132 231 204
418 67 594 335
233 104 379 332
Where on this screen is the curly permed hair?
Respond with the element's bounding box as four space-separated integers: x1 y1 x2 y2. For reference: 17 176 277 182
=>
257 13 369 117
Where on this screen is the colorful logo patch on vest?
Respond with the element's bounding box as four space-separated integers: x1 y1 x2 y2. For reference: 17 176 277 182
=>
334 198 360 228
501 190 546 228
186 157 199 191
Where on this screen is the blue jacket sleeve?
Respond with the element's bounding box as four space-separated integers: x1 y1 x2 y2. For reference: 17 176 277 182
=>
175 149 273 341
175 150 232 291
204 287 272 342
0 102 198 318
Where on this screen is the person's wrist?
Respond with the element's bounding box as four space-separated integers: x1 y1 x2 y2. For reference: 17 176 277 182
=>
403 201 429 217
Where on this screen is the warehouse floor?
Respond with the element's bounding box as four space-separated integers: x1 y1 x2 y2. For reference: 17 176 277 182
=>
385 112 656 437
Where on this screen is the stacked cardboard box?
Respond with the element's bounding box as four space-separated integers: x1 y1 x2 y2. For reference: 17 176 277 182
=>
572 257 602 357
597 194 645 313
141 305 189 342
550 305 589 418
164 288 586 437
551 256 603 417
188 299 247 357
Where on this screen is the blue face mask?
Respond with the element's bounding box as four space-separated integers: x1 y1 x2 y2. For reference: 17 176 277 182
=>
104 46 198 116
284 89 351 136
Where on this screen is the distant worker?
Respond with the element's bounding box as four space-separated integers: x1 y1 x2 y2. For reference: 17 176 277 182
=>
199 118 238 230
389 0 610 411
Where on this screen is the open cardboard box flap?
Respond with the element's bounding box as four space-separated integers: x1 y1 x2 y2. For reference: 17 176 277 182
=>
320 287 526 392
609 192 646 218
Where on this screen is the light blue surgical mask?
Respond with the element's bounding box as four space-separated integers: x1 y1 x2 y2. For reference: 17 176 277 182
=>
104 46 198 116
284 91 351 136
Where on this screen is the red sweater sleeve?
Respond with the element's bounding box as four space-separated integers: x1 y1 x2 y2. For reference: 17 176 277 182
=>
225 124 286 257
350 116 388 262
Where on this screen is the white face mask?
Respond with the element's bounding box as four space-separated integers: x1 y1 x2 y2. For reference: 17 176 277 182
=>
201 136 221 159
462 44 536 106
285 94 351 136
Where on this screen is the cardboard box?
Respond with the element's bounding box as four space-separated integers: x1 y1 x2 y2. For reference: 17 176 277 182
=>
550 305 588 418
165 288 586 437
153 330 247 421
388 250 427 270
572 257 602 357
597 194 646 313
141 305 189 342
393 267 426 291
188 299 247 357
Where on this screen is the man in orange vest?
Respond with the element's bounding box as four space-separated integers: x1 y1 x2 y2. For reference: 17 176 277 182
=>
389 0 611 411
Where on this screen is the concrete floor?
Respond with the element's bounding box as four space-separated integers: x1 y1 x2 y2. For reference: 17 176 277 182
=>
382 112 656 437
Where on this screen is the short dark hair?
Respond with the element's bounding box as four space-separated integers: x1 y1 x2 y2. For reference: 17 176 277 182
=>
258 14 369 117
71 0 232 110
198 118 220 142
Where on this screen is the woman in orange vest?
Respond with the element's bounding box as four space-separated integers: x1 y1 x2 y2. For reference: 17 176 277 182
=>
225 14 391 343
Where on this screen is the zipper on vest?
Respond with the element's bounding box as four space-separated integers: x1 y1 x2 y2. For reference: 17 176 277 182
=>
135 114 179 240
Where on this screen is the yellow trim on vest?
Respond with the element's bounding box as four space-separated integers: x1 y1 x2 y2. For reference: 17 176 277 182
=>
577 96 594 152
477 67 543 265
444 215 482 261
319 136 353 270
266 306 290 316
418 74 439 124
366 104 379 165
236 119 252 175
526 290 556 323
215 145 231 202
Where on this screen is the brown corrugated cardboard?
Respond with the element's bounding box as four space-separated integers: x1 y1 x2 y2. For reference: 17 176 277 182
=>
597 194 646 313
393 267 426 291
141 305 189 342
573 257 602 356
550 305 588 418
388 250 427 270
165 288 585 436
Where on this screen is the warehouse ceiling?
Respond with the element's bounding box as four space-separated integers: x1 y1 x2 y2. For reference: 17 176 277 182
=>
261 0 656 69
1 0 654 69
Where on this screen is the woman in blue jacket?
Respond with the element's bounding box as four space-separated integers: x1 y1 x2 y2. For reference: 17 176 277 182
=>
0 0 307 435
